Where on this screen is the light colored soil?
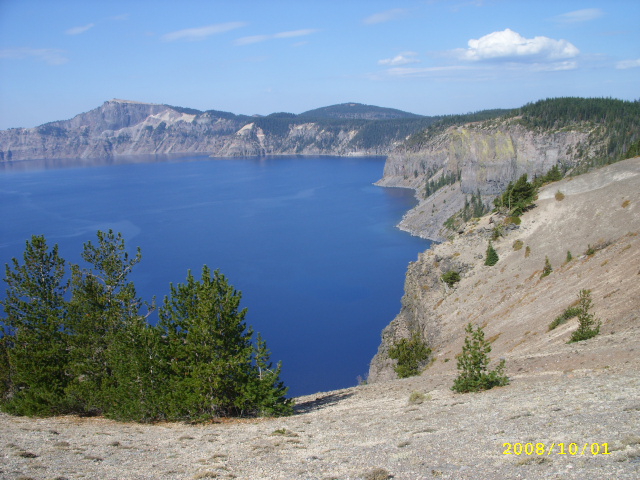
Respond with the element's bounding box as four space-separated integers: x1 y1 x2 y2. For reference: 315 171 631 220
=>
2 367 639 479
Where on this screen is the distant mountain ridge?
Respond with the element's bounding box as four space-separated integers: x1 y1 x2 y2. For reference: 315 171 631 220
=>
299 103 424 120
0 100 438 162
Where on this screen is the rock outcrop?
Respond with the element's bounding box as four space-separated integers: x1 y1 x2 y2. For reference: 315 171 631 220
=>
0 100 426 162
377 120 602 240
369 157 640 383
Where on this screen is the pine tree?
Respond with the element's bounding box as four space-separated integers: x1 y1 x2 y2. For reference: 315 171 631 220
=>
241 334 293 416
1 235 69 415
568 290 602 343
388 332 431 378
65 230 148 414
485 242 499 266
159 266 290 419
452 323 509 393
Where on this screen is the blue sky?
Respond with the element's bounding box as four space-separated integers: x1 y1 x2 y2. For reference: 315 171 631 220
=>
0 0 638 129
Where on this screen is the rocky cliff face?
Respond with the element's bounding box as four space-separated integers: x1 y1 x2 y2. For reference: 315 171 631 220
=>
368 157 640 383
377 120 597 240
0 100 413 162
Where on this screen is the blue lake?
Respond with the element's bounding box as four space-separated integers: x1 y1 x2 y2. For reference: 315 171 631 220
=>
0 155 430 396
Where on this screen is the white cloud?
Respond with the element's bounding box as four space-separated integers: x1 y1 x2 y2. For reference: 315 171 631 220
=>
383 65 473 78
551 8 604 24
235 29 318 46
274 29 318 39
65 23 95 35
235 35 270 46
110 14 130 21
616 58 640 69
0 47 69 65
363 8 407 25
455 29 579 63
378 52 420 66
529 61 578 72
162 22 246 42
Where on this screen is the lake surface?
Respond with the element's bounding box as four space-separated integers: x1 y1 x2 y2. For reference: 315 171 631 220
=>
0 155 430 396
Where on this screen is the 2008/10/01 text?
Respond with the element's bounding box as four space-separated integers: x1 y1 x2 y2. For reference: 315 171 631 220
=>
503 442 611 456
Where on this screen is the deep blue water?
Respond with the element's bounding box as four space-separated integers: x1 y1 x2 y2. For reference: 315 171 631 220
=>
0 155 430 396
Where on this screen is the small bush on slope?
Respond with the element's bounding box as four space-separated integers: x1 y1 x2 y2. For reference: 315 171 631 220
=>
452 323 509 393
388 332 431 379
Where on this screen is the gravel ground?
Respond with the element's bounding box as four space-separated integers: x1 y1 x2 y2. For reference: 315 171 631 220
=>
2 365 639 480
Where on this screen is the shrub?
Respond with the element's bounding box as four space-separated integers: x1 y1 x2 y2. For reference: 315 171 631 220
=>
548 306 581 331
568 290 602 343
525 246 531 258
441 270 461 288
541 256 553 278
566 250 573 262
491 224 504 240
485 242 499 266
452 323 509 393
388 332 431 379
555 190 565 201
512 240 524 251
408 391 426 405
494 174 537 216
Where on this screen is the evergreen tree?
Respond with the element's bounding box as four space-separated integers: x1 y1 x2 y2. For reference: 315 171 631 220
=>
494 174 537 216
388 332 431 378
159 266 291 419
102 318 166 421
65 230 148 414
568 290 602 343
485 242 499 266
0 235 69 415
241 334 293 416
1 231 291 421
452 323 509 393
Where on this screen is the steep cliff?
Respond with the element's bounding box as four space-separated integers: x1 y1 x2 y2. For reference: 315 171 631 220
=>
377 120 597 241
377 98 640 241
0 100 434 162
369 157 640 383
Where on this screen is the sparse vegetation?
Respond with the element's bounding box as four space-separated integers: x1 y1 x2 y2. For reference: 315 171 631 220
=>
363 468 392 480
541 256 553 278
388 332 431 379
485 242 499 266
491 224 504 240
494 174 537 217
548 306 581 331
441 270 461 288
568 289 602 343
452 323 509 393
408 391 427 405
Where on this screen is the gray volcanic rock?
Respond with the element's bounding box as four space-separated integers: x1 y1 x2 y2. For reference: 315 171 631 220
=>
0 99 425 162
